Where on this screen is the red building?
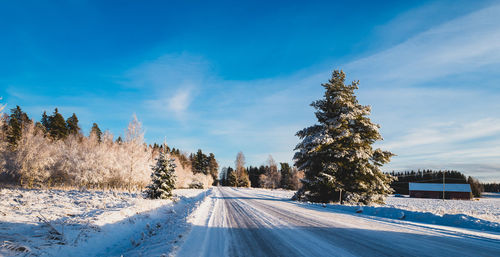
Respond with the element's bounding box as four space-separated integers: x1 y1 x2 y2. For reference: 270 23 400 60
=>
409 183 472 200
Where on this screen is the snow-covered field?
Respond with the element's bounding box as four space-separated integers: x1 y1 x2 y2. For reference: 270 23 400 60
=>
0 187 209 256
385 193 500 223
252 188 500 232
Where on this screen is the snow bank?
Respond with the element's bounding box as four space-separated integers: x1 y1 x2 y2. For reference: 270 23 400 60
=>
385 194 500 223
306 194 500 233
0 187 210 256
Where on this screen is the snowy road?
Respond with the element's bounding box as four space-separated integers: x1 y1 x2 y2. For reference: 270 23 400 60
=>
177 187 500 257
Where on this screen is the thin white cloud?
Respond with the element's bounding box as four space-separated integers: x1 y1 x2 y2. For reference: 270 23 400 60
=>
345 4 500 86
168 88 192 115
381 118 500 150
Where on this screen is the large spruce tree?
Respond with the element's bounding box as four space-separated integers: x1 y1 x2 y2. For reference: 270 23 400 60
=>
6 106 31 148
48 108 68 140
294 70 394 204
207 153 219 185
66 113 81 136
279 163 294 190
146 148 177 199
90 123 102 142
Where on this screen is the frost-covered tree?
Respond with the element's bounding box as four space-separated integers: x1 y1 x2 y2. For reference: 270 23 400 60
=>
146 148 176 199
123 115 151 190
294 70 394 204
234 151 250 187
5 123 54 187
260 155 281 189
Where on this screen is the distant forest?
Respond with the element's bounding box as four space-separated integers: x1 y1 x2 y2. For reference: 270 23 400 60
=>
388 170 485 197
219 154 304 190
483 183 500 192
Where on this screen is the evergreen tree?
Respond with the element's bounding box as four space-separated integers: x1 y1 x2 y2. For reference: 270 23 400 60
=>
48 108 68 140
294 70 394 204
221 167 233 186
146 148 177 199
6 117 22 148
192 149 208 174
207 153 219 185
41 111 50 132
247 166 264 188
238 171 251 187
90 123 102 142
6 106 31 148
66 113 81 136
280 163 294 190
226 167 237 186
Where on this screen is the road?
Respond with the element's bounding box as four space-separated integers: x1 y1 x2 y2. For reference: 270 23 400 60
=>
176 187 500 257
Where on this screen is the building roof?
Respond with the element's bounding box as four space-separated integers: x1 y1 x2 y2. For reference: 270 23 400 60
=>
409 183 471 192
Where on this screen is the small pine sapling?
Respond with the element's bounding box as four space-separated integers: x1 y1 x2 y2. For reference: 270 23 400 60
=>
146 148 177 199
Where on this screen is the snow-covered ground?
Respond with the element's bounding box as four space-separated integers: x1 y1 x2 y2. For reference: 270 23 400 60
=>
385 193 500 223
178 187 500 257
2 187 499 256
244 188 500 232
0 187 209 256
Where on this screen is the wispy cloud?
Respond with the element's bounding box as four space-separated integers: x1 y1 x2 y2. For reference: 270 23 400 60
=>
382 118 500 150
168 88 192 116
345 4 500 86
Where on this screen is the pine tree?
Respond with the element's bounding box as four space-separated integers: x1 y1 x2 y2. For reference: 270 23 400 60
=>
238 171 251 187
280 163 294 190
41 111 50 134
207 153 219 185
48 108 68 140
6 106 31 148
6 117 22 148
90 123 102 142
66 113 81 136
294 70 394 204
192 149 207 174
228 168 238 187
146 149 177 199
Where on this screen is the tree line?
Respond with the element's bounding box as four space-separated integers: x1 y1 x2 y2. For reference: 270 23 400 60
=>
482 183 500 192
219 152 304 190
0 105 217 190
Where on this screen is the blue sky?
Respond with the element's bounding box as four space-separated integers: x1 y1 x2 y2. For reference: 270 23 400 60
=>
1 0 499 181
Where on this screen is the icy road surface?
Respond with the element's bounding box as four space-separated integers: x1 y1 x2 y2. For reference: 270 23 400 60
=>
177 187 500 257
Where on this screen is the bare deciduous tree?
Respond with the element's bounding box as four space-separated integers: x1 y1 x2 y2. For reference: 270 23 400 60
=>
260 155 281 189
